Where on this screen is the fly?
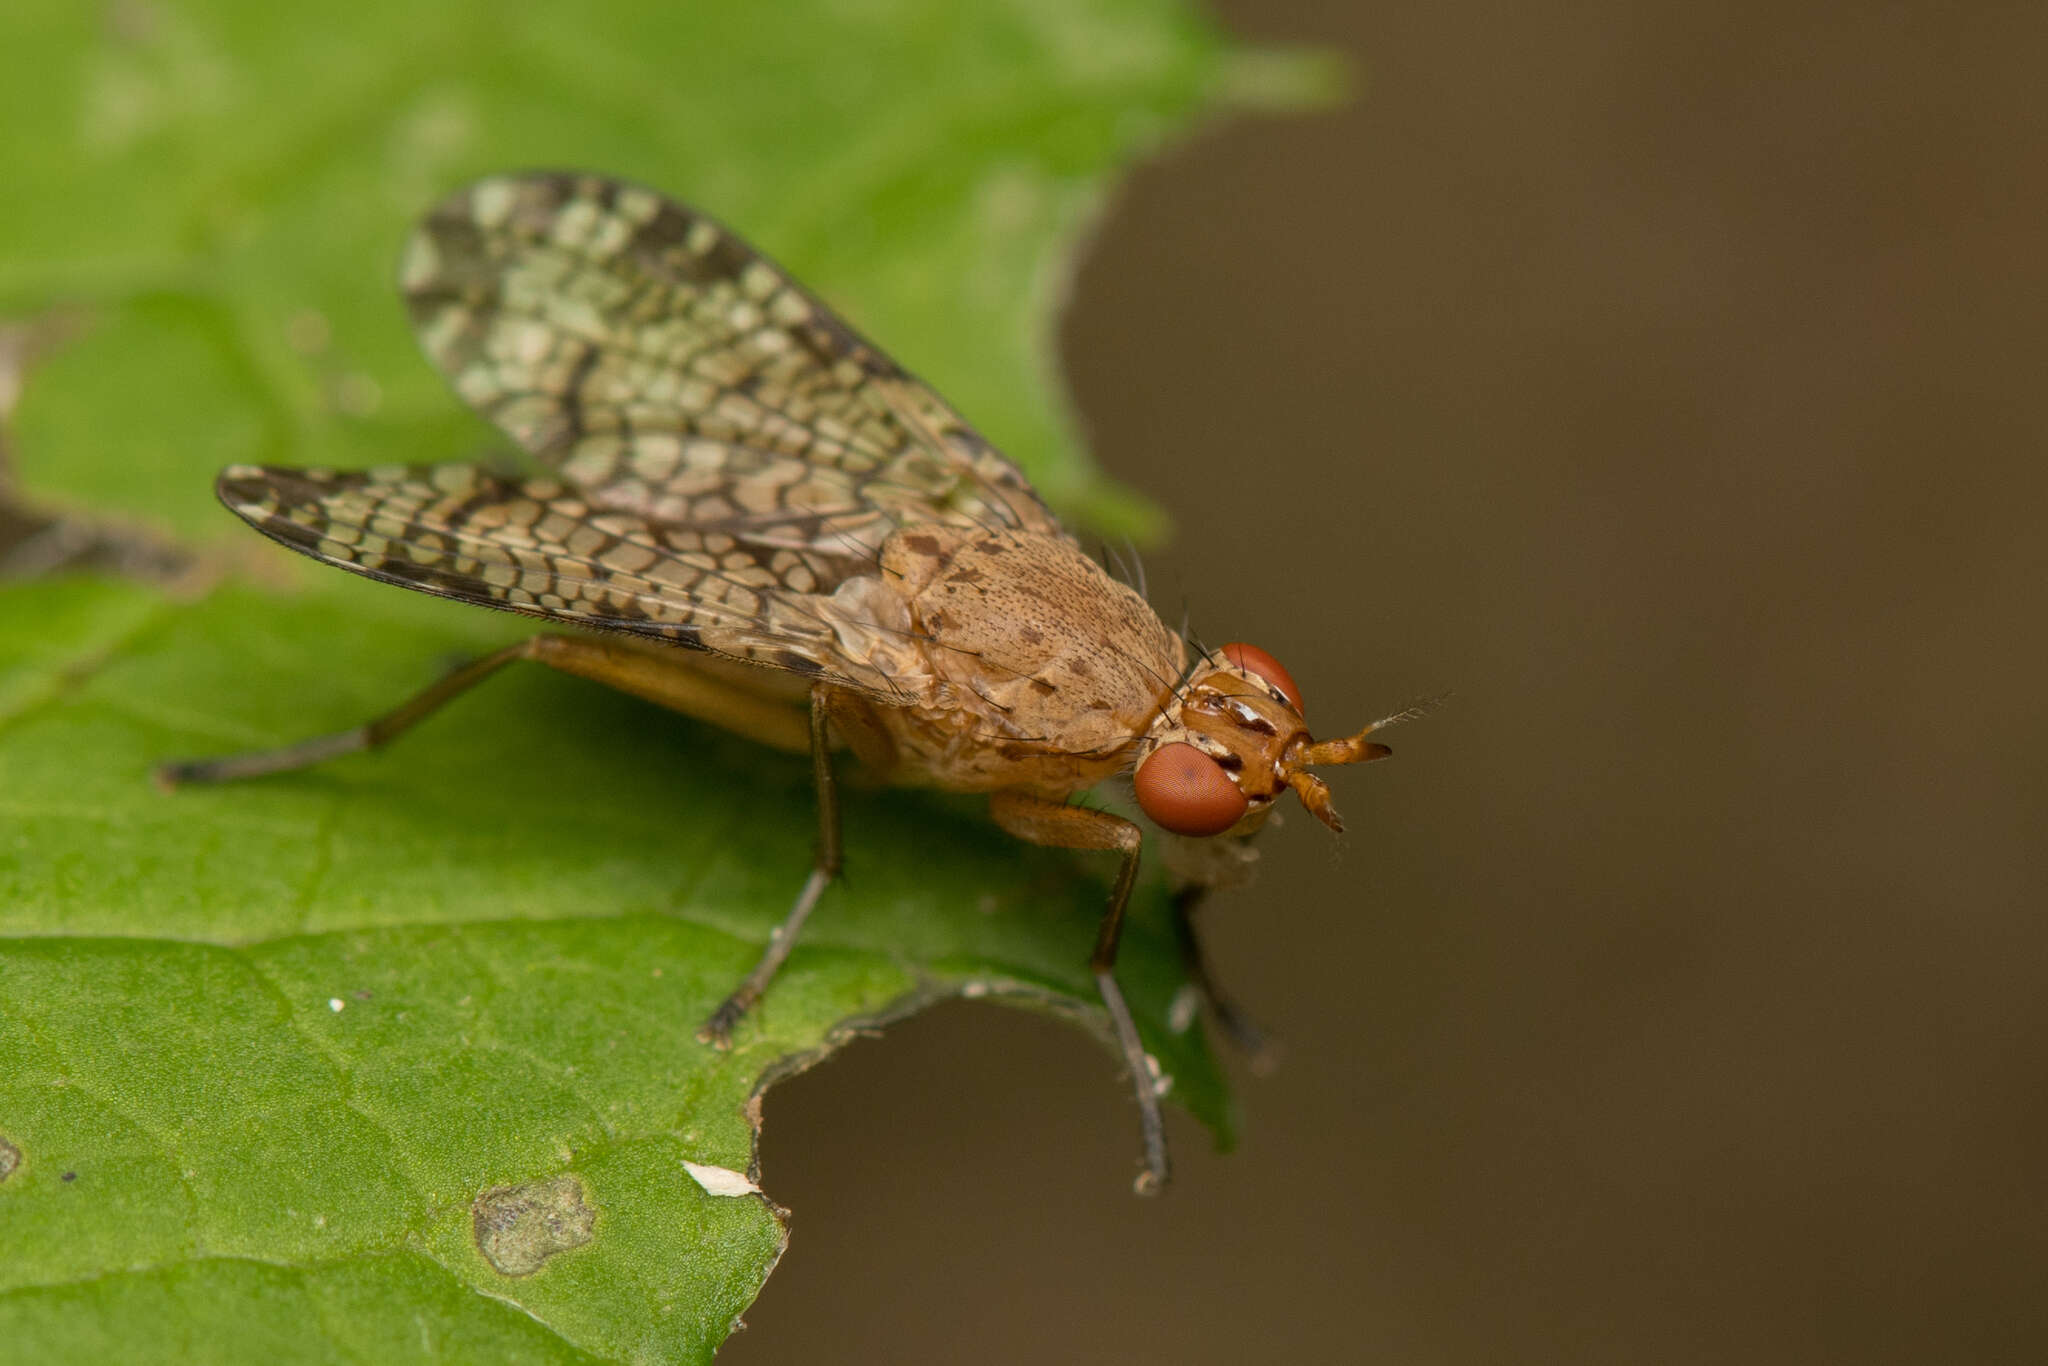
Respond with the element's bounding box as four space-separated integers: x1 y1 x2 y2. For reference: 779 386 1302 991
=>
158 174 1425 1193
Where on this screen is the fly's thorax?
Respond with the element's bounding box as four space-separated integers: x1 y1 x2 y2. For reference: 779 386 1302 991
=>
879 523 1185 758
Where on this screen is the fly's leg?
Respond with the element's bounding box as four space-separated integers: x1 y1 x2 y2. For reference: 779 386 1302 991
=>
156 633 814 789
1171 888 1281 1074
988 791 1167 1195
698 683 864 1047
159 633 876 1051
157 639 534 786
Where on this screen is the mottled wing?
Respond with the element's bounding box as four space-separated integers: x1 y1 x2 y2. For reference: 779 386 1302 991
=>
400 171 1060 576
216 463 913 696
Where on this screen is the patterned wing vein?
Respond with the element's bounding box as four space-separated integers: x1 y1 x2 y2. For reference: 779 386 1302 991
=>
217 463 915 696
399 172 1060 549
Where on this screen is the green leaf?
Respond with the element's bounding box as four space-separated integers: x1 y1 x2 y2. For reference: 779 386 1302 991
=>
0 1 1337 1360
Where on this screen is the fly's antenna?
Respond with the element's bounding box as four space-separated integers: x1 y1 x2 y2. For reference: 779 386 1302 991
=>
1282 693 1449 831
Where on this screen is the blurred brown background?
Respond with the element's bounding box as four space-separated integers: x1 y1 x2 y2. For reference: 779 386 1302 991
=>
725 2 2048 1362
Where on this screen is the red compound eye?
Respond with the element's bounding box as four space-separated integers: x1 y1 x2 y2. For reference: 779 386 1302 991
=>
1222 642 1303 713
1135 742 1248 837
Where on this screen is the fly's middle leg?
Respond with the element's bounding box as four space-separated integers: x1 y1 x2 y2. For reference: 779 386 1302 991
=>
698 684 893 1048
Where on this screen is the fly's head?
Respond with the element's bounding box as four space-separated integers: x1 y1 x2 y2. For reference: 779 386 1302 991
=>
1134 642 1408 840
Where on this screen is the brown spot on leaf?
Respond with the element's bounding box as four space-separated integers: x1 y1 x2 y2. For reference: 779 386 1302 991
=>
900 533 942 556
473 1174 595 1276
0 1137 18 1181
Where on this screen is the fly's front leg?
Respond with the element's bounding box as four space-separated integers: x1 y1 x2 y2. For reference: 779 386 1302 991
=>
1171 888 1280 1074
698 684 889 1048
988 791 1168 1195
156 632 812 789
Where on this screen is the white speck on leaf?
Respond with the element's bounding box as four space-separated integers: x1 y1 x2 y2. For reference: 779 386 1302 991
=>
684 1161 760 1198
327 998 344 1012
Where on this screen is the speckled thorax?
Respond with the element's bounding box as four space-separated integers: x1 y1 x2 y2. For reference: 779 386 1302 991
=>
864 524 1187 798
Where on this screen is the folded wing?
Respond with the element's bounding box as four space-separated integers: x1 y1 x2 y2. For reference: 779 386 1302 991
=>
217 462 916 697
399 172 1059 544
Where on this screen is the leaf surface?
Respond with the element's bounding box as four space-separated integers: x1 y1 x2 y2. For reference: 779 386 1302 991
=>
0 0 1333 1358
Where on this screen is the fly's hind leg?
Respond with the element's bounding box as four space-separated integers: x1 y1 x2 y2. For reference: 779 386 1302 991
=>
156 632 812 789
988 791 1168 1196
698 685 895 1048
160 630 884 1050
158 639 536 787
